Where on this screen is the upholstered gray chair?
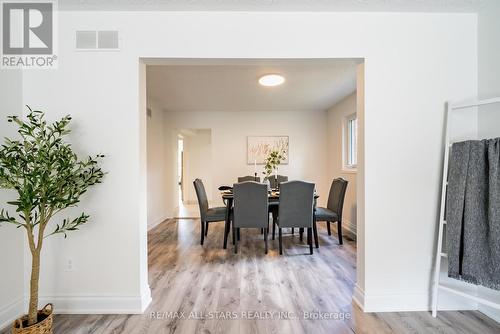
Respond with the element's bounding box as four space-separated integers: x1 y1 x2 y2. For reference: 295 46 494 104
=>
238 175 260 182
277 181 315 255
314 178 348 245
193 179 228 246
233 181 269 254
265 175 288 189
237 176 262 234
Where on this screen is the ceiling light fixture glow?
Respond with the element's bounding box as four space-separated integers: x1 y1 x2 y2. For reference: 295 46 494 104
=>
259 74 285 87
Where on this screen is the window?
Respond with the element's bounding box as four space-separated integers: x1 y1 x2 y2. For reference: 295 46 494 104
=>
344 114 357 170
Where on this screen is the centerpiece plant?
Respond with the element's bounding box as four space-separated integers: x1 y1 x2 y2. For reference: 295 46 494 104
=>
0 107 104 333
262 149 287 179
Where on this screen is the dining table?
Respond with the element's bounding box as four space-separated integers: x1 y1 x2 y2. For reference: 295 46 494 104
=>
219 187 319 249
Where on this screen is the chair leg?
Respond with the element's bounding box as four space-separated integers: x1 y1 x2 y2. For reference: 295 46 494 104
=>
338 220 343 245
308 228 313 255
232 223 236 245
327 221 331 236
313 218 319 249
224 212 232 249
264 228 268 254
233 222 238 254
279 228 283 255
292 227 294 235
237 228 241 241
299 228 303 242
273 211 279 240
205 221 209 236
200 221 205 245
272 219 276 240
223 220 229 249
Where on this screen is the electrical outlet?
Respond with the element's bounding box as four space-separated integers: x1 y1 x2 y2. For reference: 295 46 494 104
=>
65 258 75 272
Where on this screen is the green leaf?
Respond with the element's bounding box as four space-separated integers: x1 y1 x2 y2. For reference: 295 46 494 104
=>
0 107 105 238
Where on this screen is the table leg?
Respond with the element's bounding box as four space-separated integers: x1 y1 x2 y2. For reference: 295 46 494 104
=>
233 220 238 254
308 228 313 255
223 198 232 249
313 215 319 248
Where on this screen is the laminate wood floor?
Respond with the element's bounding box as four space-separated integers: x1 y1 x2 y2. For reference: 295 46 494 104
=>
5 219 500 334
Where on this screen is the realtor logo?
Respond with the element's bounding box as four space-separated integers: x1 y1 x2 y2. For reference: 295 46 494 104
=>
1 0 57 68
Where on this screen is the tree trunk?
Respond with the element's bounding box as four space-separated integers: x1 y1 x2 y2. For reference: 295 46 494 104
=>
27 250 41 326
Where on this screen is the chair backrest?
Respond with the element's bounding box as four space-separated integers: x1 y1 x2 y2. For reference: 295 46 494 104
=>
327 178 348 219
193 179 209 222
278 181 315 228
265 175 288 188
233 181 268 228
238 175 260 183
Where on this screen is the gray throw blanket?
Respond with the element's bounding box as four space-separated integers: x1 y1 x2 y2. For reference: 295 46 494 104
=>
446 138 500 290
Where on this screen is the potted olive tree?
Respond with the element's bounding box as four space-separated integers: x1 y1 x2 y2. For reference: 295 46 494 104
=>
0 108 104 334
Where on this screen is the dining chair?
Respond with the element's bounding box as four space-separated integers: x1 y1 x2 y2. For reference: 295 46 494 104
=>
237 176 264 236
265 175 288 189
277 181 315 255
233 181 269 254
193 179 228 246
238 175 260 182
314 178 348 245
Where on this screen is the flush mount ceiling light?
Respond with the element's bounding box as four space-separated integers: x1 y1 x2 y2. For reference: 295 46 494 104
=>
258 74 285 87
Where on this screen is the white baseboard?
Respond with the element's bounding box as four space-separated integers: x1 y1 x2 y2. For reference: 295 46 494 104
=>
0 298 24 331
362 290 477 313
37 293 150 314
352 284 365 310
477 287 500 323
363 292 430 312
141 286 152 312
354 285 479 314
479 305 500 323
342 219 357 239
0 288 152 330
437 289 478 311
148 213 170 230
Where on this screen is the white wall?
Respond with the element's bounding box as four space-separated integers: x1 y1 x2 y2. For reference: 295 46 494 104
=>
478 0 500 101
477 0 500 139
21 44 152 313
147 102 170 229
477 0 500 322
0 70 26 329
327 93 357 237
182 129 213 204
354 63 366 307
164 110 329 208
18 10 476 314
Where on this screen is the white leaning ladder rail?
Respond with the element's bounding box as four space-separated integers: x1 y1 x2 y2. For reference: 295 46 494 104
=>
431 97 500 318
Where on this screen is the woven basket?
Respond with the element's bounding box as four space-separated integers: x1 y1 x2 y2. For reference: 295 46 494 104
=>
12 304 53 334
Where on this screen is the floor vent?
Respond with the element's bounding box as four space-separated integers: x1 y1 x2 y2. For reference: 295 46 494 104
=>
76 30 119 50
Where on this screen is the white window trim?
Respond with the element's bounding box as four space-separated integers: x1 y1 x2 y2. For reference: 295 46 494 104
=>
343 113 357 172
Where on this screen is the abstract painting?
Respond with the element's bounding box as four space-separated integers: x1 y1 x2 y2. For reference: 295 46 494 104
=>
247 136 289 164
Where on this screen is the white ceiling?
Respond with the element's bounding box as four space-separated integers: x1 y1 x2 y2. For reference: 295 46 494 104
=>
146 59 359 112
60 0 483 12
